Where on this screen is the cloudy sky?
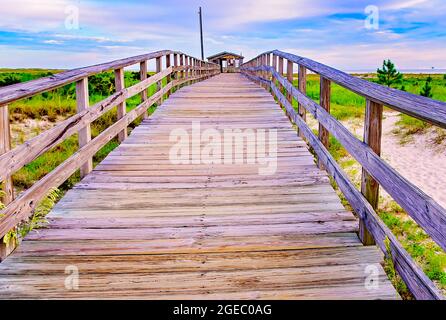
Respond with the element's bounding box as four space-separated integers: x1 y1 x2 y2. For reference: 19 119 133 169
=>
0 0 445 70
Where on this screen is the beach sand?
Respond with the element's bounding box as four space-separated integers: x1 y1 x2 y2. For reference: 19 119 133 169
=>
381 112 446 209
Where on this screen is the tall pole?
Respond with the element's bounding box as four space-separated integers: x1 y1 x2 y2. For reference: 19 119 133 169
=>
199 7 204 60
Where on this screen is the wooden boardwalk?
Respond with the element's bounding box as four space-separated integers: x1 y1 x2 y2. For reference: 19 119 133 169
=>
0 73 398 299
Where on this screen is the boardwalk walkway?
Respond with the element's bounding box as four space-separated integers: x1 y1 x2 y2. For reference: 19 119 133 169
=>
0 73 398 299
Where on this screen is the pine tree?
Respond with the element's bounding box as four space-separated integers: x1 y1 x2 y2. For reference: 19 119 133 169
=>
377 59 403 88
420 77 433 98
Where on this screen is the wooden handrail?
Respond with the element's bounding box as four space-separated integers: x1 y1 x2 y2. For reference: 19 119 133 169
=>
0 50 216 106
242 64 446 252
270 82 443 300
0 67 173 182
247 50 446 129
240 54 445 300
0 50 219 245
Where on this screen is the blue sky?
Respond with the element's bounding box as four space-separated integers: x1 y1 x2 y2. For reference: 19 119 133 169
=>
0 0 445 70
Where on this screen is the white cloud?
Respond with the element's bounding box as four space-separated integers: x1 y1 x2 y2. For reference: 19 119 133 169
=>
0 0 445 70
43 39 64 45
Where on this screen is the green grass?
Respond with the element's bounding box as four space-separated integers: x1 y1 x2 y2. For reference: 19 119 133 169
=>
4 69 166 191
300 74 366 120
379 203 446 294
293 74 446 134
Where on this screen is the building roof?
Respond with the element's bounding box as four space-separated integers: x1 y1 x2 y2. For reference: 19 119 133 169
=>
207 51 244 60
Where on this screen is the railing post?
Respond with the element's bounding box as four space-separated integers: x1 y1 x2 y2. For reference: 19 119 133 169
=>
140 60 148 119
75 78 93 178
360 100 383 245
277 57 283 108
266 53 271 81
298 65 307 138
190 57 193 80
156 56 163 105
192 58 196 82
318 77 331 169
189 57 193 82
272 54 277 75
114 68 127 142
199 60 203 79
270 55 277 92
173 53 178 90
278 57 284 105
0 105 13 204
180 54 185 81
0 104 14 260
184 56 189 83
286 60 293 104
165 54 171 98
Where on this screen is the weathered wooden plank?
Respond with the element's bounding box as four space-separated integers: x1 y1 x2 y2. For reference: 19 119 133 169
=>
0 263 392 299
0 247 381 275
45 211 354 229
11 233 362 257
25 221 357 241
0 281 397 300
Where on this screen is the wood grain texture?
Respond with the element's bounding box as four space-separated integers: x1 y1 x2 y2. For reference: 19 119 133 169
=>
286 60 293 104
139 60 149 120
0 104 15 261
297 65 307 138
360 99 383 245
114 68 127 142
318 77 330 169
75 78 93 178
0 105 13 204
0 73 397 300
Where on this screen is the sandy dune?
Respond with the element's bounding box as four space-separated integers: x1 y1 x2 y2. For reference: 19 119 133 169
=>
381 112 446 208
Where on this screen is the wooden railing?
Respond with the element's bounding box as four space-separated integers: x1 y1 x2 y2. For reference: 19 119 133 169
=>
0 50 219 256
241 50 446 300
